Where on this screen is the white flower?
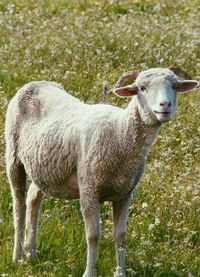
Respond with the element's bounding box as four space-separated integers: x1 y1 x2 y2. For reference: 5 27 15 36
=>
155 218 160 225
114 266 124 277
140 260 145 266
142 202 148 209
148 224 155 231
154 262 162 267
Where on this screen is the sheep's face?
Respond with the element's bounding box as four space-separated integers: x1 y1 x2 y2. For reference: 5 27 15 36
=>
114 68 199 125
136 72 177 123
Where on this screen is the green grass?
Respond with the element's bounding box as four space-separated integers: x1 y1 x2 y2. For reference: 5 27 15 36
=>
0 0 200 276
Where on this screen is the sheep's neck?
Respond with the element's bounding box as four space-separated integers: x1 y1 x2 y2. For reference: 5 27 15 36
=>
118 98 160 159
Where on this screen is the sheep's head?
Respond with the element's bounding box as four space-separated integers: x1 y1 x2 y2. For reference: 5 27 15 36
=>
113 67 199 124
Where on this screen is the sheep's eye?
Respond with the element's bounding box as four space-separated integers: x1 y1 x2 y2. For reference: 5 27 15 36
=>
140 86 147 92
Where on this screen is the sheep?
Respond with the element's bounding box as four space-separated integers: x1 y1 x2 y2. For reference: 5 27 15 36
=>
5 67 198 277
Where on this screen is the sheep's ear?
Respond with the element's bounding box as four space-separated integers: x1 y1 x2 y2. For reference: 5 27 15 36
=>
176 80 199 92
113 84 138 97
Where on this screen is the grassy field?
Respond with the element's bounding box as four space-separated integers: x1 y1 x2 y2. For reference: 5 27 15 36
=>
0 0 200 276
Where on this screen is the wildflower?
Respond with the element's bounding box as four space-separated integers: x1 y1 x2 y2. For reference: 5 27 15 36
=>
63 71 76 79
105 219 112 225
155 218 160 225
131 231 137 238
154 262 162 267
142 202 148 209
148 223 155 231
188 273 194 277
114 266 124 277
140 260 145 266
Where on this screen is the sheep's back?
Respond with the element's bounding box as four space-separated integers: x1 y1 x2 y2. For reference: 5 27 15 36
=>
15 81 80 120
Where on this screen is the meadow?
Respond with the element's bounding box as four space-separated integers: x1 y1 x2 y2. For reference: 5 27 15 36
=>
0 0 199 276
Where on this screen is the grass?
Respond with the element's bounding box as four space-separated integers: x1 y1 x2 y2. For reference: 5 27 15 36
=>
0 0 200 276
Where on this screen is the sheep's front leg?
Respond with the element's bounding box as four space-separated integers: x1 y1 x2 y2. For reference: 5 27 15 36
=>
80 191 101 277
24 182 44 258
112 193 132 277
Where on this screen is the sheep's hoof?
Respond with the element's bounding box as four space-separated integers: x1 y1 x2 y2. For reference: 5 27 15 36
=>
82 269 97 277
25 249 37 260
13 256 24 265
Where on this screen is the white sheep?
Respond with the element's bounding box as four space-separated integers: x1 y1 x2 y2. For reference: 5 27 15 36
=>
5 67 198 277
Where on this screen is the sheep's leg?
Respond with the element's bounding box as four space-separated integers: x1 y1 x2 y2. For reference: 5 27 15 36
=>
24 182 44 258
80 192 101 277
7 162 26 264
112 193 132 277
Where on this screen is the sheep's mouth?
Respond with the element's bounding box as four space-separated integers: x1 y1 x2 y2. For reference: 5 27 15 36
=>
154 111 171 115
154 110 172 123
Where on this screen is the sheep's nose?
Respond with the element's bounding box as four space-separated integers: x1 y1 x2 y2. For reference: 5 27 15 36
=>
160 101 171 109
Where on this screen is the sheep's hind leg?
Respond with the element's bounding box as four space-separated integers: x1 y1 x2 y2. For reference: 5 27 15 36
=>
7 162 26 264
112 193 133 277
24 182 44 259
80 191 101 277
